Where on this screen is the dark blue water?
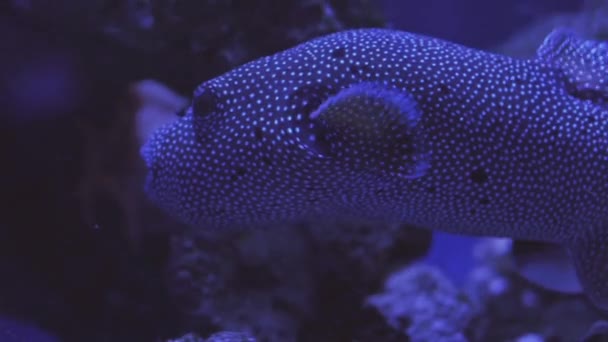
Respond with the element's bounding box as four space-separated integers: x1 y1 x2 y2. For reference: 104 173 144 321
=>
381 0 583 48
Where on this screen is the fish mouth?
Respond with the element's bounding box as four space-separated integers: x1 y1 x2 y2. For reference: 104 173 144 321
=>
140 124 167 174
140 139 159 202
140 128 166 200
140 142 153 170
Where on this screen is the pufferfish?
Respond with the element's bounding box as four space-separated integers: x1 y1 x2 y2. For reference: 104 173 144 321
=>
141 28 608 310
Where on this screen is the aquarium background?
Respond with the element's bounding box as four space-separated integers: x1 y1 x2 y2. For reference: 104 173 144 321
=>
0 0 607 341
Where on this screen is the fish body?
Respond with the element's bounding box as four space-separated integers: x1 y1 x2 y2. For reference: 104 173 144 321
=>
142 28 608 309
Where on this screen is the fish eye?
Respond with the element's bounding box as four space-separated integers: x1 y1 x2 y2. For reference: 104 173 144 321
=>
192 87 218 117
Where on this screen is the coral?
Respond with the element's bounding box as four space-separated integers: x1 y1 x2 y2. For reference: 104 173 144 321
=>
367 263 475 342
494 0 608 58
167 222 431 341
464 239 607 341
298 222 431 341
205 332 258 342
168 228 313 341
166 331 256 342
167 333 205 342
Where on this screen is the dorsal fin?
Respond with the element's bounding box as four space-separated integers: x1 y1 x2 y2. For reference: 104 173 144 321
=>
536 28 608 102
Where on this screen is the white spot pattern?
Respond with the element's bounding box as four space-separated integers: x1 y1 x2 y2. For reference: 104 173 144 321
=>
142 28 608 244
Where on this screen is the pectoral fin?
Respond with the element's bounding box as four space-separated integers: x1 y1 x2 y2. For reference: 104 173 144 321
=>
302 82 429 179
568 227 608 311
512 240 582 294
536 28 608 103
580 320 608 342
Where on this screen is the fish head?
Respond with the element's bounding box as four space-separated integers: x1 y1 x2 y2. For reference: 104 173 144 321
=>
142 30 429 229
